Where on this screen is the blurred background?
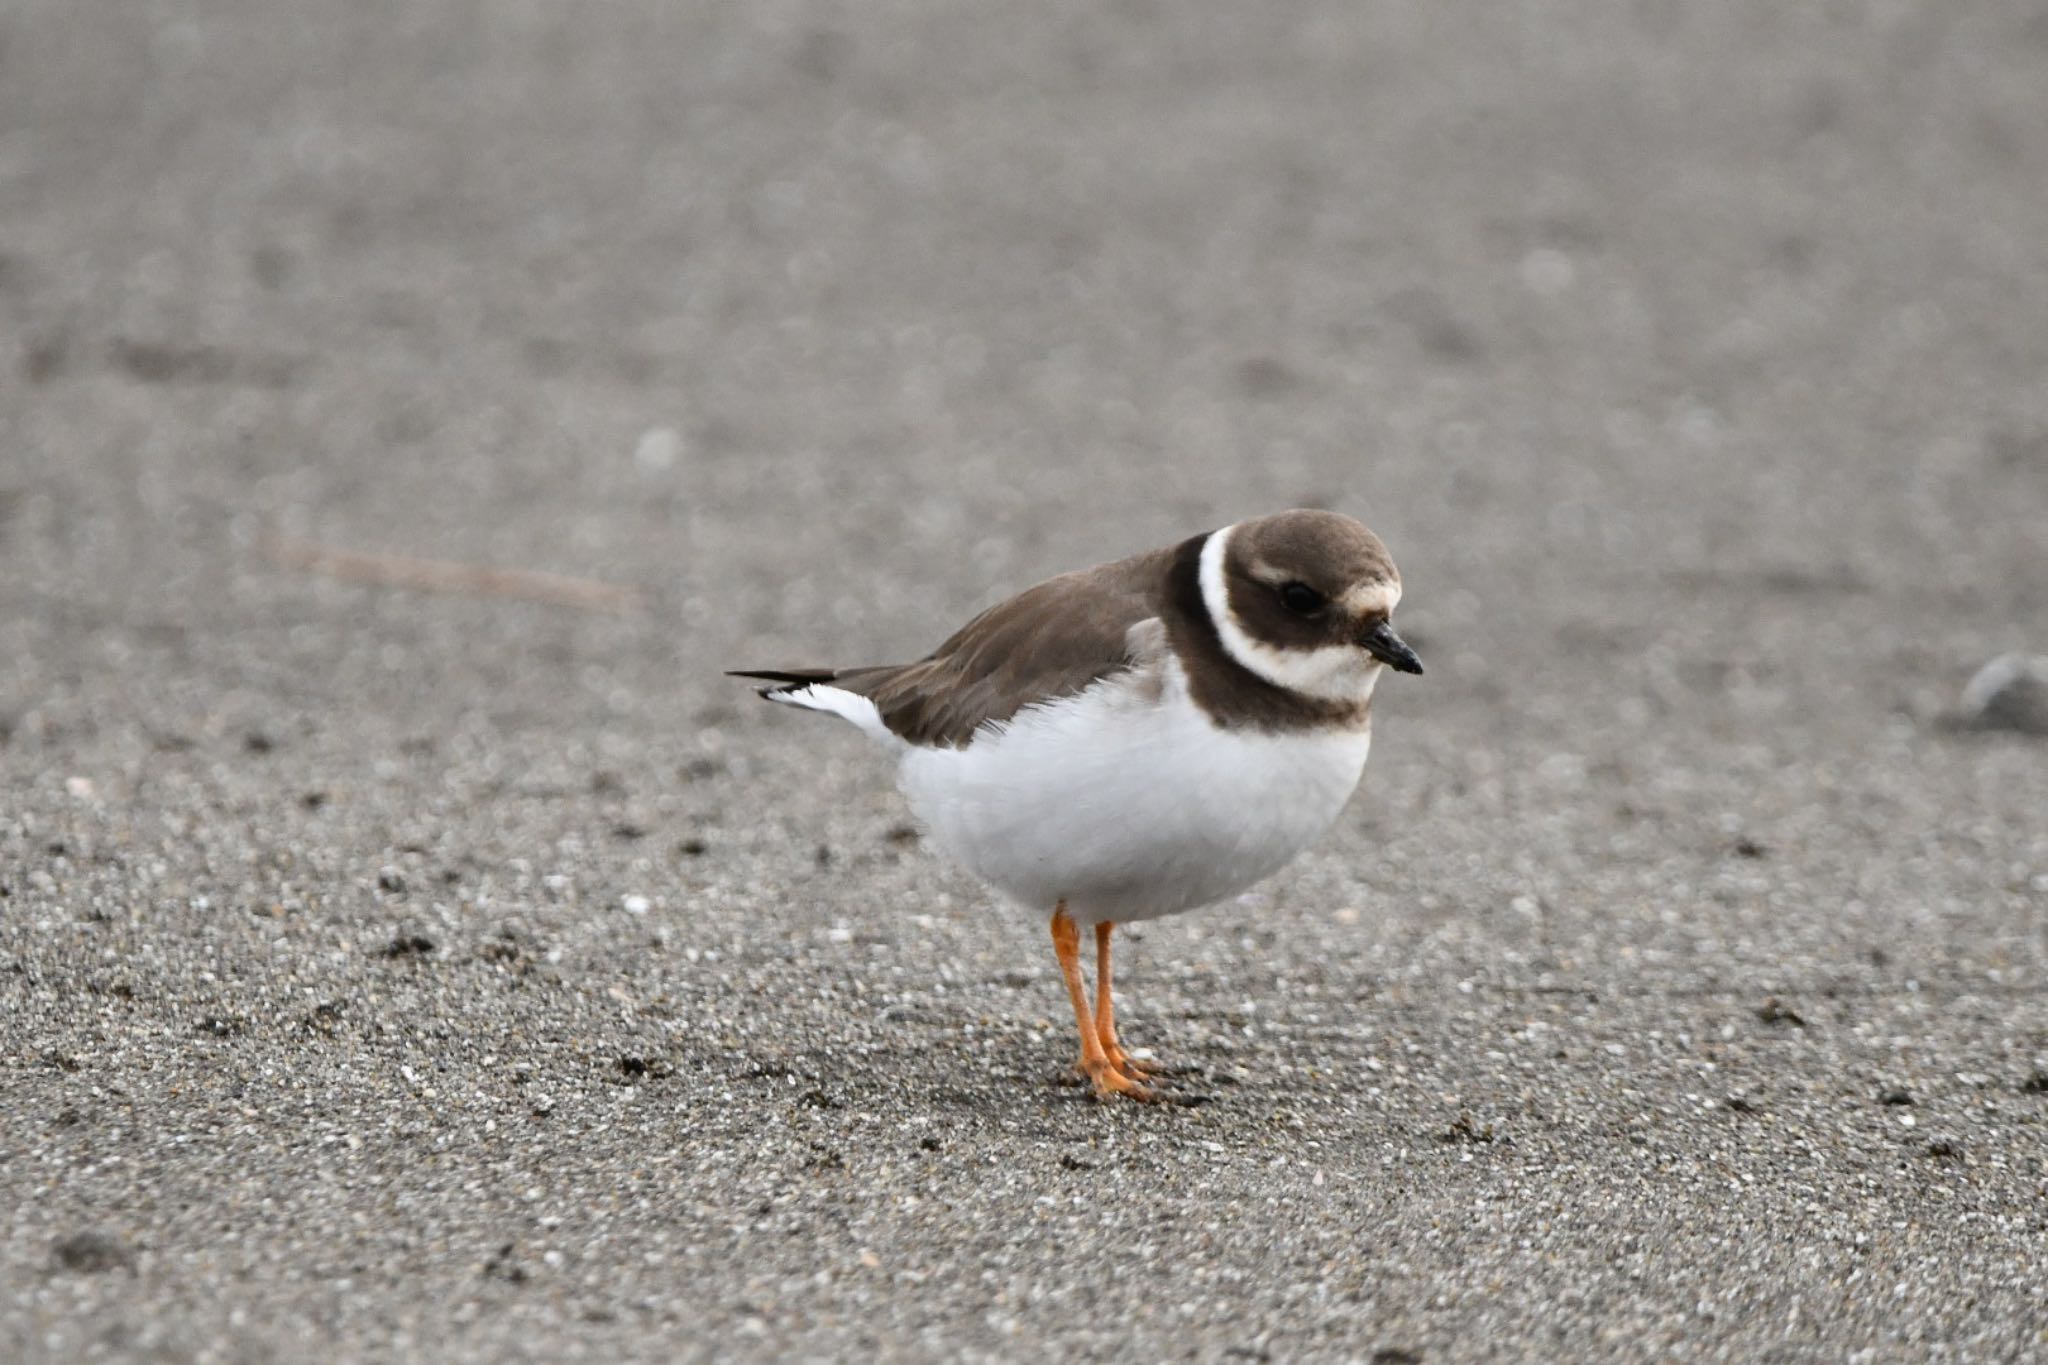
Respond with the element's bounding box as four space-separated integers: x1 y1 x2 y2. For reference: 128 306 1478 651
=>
3 2 2046 1360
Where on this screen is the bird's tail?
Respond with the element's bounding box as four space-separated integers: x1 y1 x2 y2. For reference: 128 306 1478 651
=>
727 667 900 745
725 668 841 699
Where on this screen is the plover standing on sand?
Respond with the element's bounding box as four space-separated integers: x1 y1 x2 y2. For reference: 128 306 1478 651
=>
733 509 1422 1101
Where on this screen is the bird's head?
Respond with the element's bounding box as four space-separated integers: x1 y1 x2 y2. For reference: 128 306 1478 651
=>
1199 509 1422 703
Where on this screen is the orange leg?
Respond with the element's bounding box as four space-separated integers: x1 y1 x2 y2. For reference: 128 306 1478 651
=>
1051 904 1157 1102
1094 922 1159 1079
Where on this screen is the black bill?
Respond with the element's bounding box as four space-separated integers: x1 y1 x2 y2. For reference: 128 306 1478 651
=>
1359 620 1424 675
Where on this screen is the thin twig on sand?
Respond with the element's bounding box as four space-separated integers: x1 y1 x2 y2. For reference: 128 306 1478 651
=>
262 534 640 613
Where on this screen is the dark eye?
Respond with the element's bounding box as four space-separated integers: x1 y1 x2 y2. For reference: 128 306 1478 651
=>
1277 581 1325 615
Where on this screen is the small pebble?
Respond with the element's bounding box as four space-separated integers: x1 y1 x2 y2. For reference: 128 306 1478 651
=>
51 1231 133 1274
1957 655 2048 735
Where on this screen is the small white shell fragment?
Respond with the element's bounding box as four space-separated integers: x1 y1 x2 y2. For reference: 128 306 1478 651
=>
1959 654 2048 736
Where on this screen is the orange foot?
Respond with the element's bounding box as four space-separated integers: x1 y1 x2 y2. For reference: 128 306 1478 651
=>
1103 1042 1161 1081
1076 1053 1162 1103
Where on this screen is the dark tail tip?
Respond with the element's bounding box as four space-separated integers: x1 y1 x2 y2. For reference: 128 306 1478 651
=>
727 668 836 701
725 668 837 686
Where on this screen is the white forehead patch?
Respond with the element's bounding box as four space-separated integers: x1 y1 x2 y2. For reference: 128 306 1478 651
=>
1198 526 1383 705
1339 579 1402 617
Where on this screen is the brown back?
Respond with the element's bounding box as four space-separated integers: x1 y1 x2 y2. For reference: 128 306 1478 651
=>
831 544 1180 747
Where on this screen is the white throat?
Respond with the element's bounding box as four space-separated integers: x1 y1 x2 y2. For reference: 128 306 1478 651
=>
1198 525 1384 705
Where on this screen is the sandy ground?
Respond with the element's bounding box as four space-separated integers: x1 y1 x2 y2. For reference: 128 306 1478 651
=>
4 2 2047 1360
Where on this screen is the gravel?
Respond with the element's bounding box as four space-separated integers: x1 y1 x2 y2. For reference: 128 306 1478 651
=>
4 2 2047 1361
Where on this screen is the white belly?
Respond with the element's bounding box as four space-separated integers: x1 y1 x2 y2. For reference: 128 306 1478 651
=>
896 665 1372 924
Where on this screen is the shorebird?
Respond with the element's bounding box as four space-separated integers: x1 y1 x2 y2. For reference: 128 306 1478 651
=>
733 509 1421 1100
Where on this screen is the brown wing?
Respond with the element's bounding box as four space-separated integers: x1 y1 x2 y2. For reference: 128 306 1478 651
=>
828 544 1177 748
